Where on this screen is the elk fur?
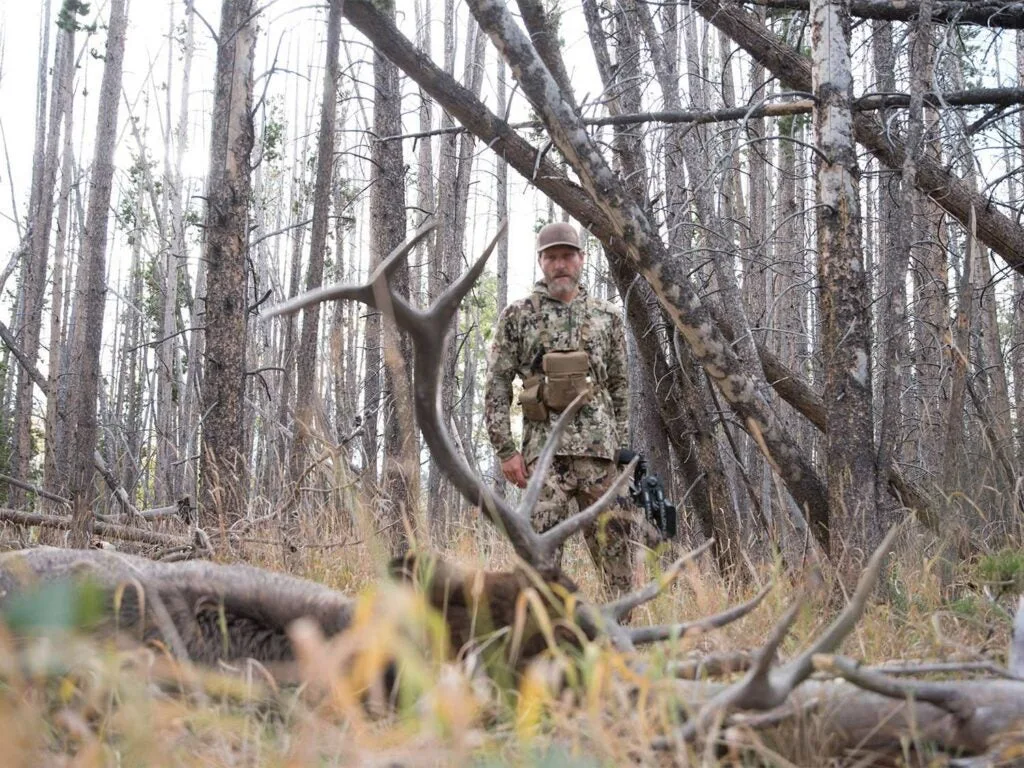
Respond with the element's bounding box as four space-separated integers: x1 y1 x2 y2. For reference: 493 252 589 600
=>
0 547 355 666
0 547 581 673
389 551 586 663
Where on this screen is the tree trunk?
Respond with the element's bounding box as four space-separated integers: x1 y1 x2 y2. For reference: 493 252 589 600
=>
156 0 196 505
200 0 257 529
414 0 435 307
810 0 881 576
290 0 343 491
371 0 415 552
43 29 77 499
65 0 128 547
427 4 483 536
14 2 68 506
1016 30 1024 474
492 53 509 495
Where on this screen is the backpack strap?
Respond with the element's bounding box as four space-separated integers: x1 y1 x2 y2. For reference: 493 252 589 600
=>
529 292 550 357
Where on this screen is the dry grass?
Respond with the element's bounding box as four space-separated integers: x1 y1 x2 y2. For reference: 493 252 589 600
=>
0 501 1014 767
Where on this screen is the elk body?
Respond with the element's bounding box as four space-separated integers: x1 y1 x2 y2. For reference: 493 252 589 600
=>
0 546 594 672
0 546 356 666
5 220 1024 765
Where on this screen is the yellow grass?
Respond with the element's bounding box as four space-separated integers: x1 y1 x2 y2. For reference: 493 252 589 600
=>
0 503 1013 767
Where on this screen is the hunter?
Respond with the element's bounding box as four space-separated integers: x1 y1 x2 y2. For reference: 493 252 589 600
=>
483 221 636 603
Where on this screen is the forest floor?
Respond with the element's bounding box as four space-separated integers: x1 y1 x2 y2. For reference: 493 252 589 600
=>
0 508 1013 767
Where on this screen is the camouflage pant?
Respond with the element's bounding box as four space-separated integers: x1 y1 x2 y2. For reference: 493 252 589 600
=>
528 455 636 602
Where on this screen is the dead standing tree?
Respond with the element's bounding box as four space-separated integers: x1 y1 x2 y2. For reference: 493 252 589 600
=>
200 0 257 529
13 4 78 509
63 0 129 548
809 0 882 584
368 0 418 552
284 0 344 564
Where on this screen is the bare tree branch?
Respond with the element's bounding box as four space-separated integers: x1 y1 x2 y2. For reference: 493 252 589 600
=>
740 0 1024 28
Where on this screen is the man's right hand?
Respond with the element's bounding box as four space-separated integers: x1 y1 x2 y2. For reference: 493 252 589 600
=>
501 453 529 488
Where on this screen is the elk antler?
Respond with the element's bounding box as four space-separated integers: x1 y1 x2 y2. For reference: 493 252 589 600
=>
659 524 902 745
266 219 636 579
266 221 775 658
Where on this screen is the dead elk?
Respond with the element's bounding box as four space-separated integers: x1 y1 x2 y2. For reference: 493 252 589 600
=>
5 220 1020 763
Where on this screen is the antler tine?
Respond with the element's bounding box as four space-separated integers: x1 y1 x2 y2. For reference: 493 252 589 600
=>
262 219 437 320
814 654 969 715
536 455 638 563
676 524 902 742
627 581 772 646
676 589 804 742
602 539 714 623
771 523 900 691
411 218 509 338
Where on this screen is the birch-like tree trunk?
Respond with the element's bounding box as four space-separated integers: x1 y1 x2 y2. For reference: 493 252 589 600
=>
200 0 257 528
810 0 880 577
156 0 195 505
65 0 128 547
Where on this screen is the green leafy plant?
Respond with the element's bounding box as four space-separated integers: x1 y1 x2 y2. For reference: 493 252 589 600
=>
1 579 106 634
974 548 1024 597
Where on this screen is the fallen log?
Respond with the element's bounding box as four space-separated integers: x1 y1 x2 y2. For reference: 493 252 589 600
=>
0 508 193 549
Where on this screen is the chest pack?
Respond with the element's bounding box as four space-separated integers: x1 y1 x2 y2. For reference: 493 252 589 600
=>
517 293 594 422
518 350 593 421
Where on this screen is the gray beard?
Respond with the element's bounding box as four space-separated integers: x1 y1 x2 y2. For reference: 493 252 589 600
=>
548 277 579 299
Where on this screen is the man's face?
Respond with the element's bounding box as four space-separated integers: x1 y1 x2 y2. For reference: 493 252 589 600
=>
539 244 584 299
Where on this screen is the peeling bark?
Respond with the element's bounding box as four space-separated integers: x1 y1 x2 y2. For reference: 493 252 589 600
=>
810 0 882 580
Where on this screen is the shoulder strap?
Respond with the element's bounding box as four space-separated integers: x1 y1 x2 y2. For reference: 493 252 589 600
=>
529 292 552 353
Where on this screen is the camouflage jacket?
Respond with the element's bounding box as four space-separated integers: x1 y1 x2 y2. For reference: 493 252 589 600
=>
484 281 629 465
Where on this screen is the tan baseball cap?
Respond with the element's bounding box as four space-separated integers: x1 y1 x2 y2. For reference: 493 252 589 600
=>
536 221 581 254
